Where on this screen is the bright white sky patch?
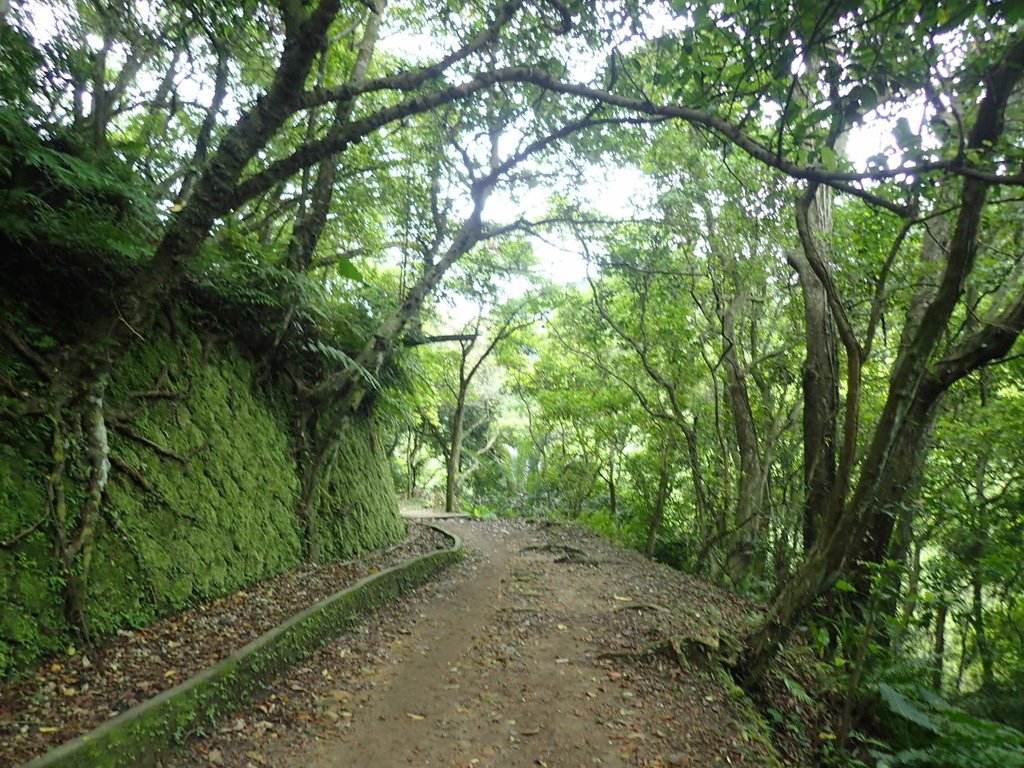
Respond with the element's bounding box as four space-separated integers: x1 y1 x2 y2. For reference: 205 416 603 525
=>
846 98 930 173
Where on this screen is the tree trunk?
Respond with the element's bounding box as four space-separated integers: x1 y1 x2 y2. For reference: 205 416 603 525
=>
680 418 713 540
789 187 839 554
405 430 420 498
740 387 939 681
645 439 673 557
607 445 618 517
718 289 764 581
738 47 1024 674
848 210 949 587
123 0 343 334
852 396 938 590
175 48 230 206
295 433 326 563
445 383 468 514
933 601 947 691
892 540 923 650
972 566 996 690
965 370 996 689
287 0 384 272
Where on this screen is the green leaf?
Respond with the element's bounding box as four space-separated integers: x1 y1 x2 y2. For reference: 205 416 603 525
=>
892 117 916 150
834 579 857 592
849 84 878 112
334 258 363 282
877 684 943 734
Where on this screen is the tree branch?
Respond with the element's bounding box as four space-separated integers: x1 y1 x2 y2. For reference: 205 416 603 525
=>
110 424 188 463
402 333 479 347
0 514 48 549
0 321 53 382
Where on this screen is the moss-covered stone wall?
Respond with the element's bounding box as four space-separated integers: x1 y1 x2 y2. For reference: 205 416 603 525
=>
317 417 406 561
0 309 403 675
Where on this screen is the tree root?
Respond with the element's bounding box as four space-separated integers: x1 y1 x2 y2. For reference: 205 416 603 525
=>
613 602 669 613
124 389 181 401
98 497 158 606
0 319 52 381
598 631 740 668
598 636 688 668
520 542 604 564
554 554 602 564
109 424 188 462
0 514 49 549
521 543 587 557
109 454 156 494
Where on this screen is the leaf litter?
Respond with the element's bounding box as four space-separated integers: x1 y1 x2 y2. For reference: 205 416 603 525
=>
0 523 449 767
162 519 802 767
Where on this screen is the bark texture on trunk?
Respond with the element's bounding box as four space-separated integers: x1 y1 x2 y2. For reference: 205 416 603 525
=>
789 187 838 553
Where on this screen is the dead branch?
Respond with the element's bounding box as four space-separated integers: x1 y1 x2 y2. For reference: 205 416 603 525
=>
0 514 49 549
0 320 53 381
110 424 187 462
109 454 156 494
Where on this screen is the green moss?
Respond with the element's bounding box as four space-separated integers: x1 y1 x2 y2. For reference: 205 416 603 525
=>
89 327 305 625
0 403 63 672
1 301 408 676
316 416 405 560
3 319 403 679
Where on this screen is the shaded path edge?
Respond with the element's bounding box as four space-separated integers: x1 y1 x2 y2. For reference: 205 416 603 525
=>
21 525 463 768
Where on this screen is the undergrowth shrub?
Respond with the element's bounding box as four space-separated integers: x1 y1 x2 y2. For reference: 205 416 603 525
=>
865 682 1024 768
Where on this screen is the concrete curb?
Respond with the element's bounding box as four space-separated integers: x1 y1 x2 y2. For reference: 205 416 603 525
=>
22 525 463 768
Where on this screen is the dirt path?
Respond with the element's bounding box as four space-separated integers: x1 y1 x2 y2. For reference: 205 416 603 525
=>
168 519 783 768
299 520 625 767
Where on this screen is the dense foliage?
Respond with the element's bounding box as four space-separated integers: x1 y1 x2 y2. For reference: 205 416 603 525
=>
3 0 1024 763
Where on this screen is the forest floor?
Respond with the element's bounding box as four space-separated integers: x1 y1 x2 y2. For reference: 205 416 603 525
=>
163 514 800 768
4 510 827 768
0 524 450 767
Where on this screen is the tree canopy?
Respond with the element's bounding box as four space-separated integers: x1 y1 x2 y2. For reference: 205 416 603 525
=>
3 0 1024 762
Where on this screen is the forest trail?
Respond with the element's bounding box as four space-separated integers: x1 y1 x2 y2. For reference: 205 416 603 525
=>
299 518 611 767
169 518 778 768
